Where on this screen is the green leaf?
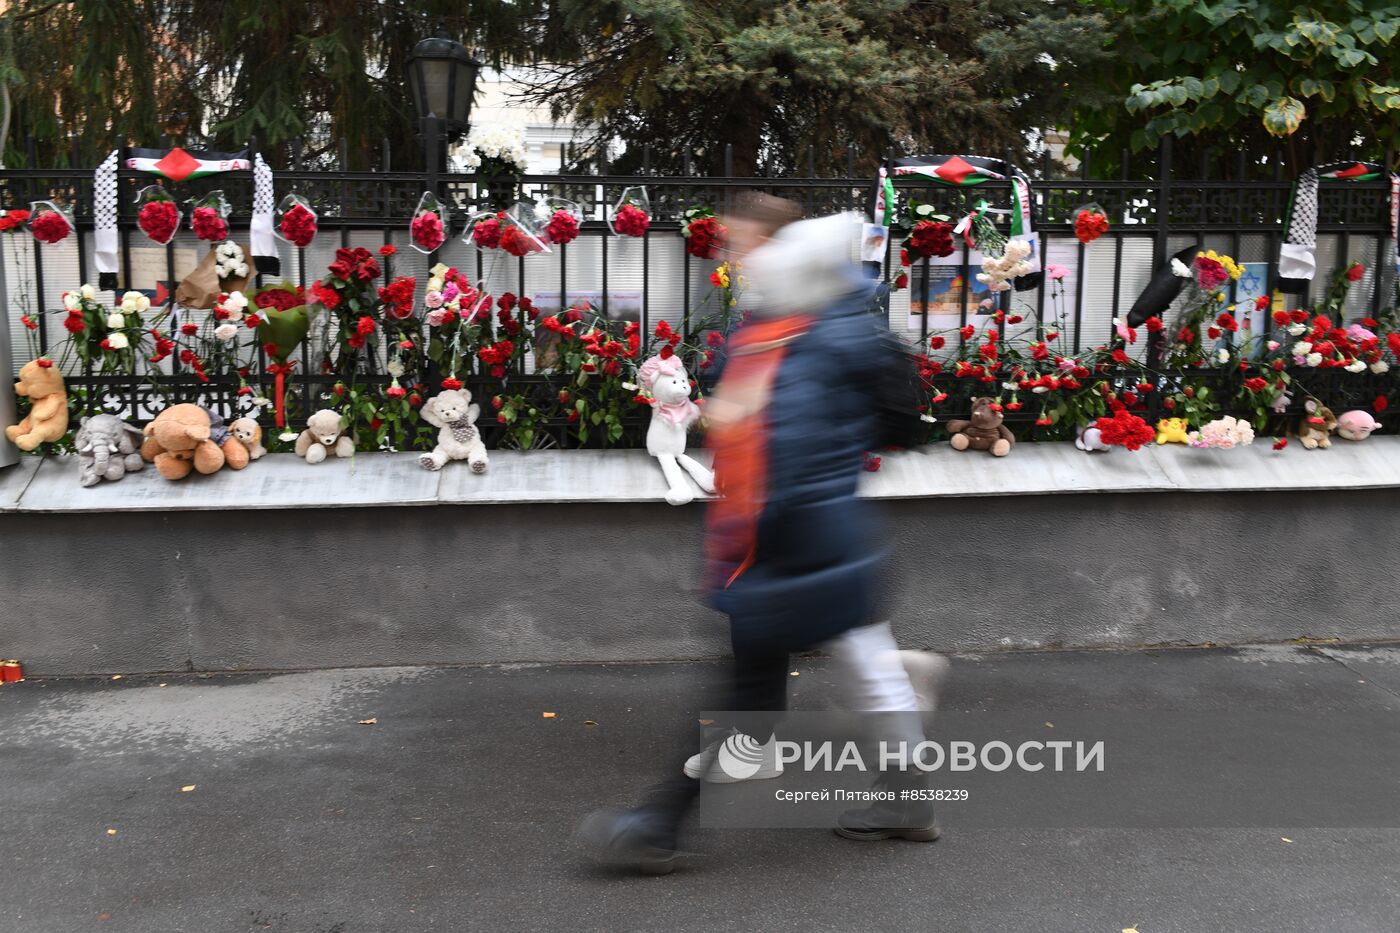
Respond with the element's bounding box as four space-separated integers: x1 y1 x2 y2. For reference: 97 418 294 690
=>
1216 69 1242 94
1262 97 1306 137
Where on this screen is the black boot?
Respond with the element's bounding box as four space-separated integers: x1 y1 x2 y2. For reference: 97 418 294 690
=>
576 776 697 875
834 769 940 842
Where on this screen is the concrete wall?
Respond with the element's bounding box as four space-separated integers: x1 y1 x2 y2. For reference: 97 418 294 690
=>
3 489 1394 675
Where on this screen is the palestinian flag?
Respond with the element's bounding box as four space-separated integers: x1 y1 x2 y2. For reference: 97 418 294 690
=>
1323 162 1383 183
123 147 253 182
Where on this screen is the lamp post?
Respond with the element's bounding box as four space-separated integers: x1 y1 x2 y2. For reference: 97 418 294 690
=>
406 32 483 174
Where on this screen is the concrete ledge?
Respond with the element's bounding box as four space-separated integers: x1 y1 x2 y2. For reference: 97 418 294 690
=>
3 438 1400 513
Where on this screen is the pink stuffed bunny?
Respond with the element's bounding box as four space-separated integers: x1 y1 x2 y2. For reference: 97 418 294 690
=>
638 353 714 505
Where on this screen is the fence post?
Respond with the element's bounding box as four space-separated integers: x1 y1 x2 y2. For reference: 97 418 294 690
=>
1146 135 1174 369
0 240 16 467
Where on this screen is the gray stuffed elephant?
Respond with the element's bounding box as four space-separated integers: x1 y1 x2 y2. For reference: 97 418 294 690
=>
76 414 146 486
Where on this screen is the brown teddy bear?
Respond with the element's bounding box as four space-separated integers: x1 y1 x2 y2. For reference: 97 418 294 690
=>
140 403 251 480
5 358 69 451
1298 399 1337 450
946 396 1014 457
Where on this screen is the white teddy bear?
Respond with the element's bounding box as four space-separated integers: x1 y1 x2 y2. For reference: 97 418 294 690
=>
295 409 354 463
1074 423 1111 453
419 388 488 473
638 353 715 505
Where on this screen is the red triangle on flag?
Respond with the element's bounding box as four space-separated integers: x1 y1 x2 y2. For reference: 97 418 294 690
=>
933 156 980 185
153 148 201 182
1335 163 1370 179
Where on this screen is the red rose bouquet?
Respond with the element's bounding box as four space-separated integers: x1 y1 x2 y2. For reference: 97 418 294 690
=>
908 220 955 259
681 205 726 259
543 208 580 246
136 186 180 244
409 191 450 254
500 223 543 257
615 202 650 238
470 213 503 249
0 208 31 232
191 206 228 242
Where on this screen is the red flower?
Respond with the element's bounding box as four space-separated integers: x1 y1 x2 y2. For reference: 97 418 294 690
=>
356 315 376 337
244 313 261 328
566 409 579 423
411 209 446 252
1216 312 1238 333
328 247 380 283
615 203 650 238
658 344 675 360
386 385 407 399
441 377 463 390
311 281 341 310
332 383 347 397
1192 255 1228 289
30 210 71 244
279 203 317 247
907 220 955 259
959 324 975 340
0 209 32 231
1272 438 1288 450
1271 310 1291 326
378 244 397 257
191 206 228 242
180 322 199 335
19 314 37 330
544 209 580 246
1207 326 1222 340
1176 325 1196 344
928 335 946 350
862 453 882 472
138 200 179 244
1243 377 1269 392
471 216 502 250
35 356 53 368
1074 209 1109 244
1346 262 1365 282
408 392 423 407
893 272 908 290
377 276 417 319
1095 408 1155 450
1035 416 1053 426
1111 348 1130 364
1374 395 1389 413
255 287 302 312
500 224 541 257
684 216 727 259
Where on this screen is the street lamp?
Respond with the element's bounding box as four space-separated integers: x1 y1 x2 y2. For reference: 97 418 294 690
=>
406 33 483 141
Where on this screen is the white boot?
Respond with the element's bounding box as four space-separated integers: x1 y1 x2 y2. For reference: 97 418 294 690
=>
898 651 951 713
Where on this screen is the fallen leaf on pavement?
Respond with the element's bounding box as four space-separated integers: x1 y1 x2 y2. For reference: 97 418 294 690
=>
1045 722 1055 728
1123 927 1139 933
542 712 556 718
97 913 111 921
106 829 117 836
111 675 122 681
789 671 799 677
698 719 715 726
180 785 196 793
583 720 597 727
357 718 377 725
1281 837 1293 843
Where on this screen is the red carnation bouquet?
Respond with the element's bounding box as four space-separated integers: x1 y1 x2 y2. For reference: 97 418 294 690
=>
28 201 73 244
189 191 230 242
681 205 726 259
470 212 504 250
1094 407 1155 450
276 194 318 248
501 223 543 257
1074 205 1109 244
136 185 180 244
0 208 32 232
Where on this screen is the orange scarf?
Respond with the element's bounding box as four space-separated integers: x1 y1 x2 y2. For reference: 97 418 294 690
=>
704 315 812 588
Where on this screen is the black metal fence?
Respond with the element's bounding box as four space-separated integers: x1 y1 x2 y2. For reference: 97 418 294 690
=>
2 135 1396 448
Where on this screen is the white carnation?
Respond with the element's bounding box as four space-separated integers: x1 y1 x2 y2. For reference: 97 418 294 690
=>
106 312 126 328
1215 347 1230 364
105 332 129 349
1293 341 1312 356
1287 323 1306 336
223 291 248 312
1371 361 1390 374
1305 352 1322 367
80 283 96 300
63 292 80 311
1345 359 1366 373
215 323 239 342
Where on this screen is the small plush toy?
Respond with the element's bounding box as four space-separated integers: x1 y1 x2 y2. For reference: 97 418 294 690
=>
946 397 1013 457
228 417 266 460
5 358 68 451
419 388 489 473
75 414 145 486
1074 423 1111 452
637 353 714 505
1155 417 1190 445
141 404 251 480
1336 409 1380 441
1299 399 1338 449
295 409 354 464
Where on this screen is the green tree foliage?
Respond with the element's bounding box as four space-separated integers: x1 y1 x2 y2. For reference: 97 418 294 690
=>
523 0 1110 175
1071 0 1400 173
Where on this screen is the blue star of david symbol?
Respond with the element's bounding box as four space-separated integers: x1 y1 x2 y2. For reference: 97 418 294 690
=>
1239 268 1262 294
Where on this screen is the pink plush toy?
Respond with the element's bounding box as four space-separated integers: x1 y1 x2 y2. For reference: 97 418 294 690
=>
1336 409 1381 441
637 353 715 505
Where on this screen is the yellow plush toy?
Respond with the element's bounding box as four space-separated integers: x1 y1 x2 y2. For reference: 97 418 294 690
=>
5 358 69 451
1155 417 1190 445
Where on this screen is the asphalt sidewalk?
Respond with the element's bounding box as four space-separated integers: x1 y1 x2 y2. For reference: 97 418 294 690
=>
4 643 1400 932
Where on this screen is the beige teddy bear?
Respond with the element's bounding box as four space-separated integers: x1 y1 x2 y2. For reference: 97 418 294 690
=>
6 358 69 451
229 417 266 460
295 409 353 463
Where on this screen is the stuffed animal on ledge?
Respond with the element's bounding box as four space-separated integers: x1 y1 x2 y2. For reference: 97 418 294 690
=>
5 358 68 451
419 388 488 473
638 353 714 505
1074 423 1111 452
946 397 1013 457
1155 417 1190 445
1336 409 1380 441
1298 399 1337 449
140 404 251 480
75 414 145 486
228 417 266 460
295 409 354 464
